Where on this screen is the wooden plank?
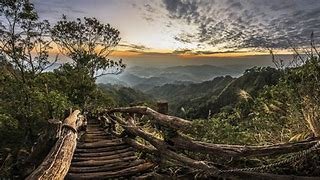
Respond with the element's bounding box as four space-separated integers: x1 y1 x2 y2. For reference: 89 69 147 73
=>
66 162 154 179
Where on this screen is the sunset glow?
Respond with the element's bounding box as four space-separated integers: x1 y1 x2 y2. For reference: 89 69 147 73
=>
31 0 320 60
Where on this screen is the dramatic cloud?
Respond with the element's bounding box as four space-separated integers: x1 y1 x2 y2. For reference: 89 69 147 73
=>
28 0 320 55
162 0 320 50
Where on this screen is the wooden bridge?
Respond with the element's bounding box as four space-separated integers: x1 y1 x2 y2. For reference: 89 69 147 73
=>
21 104 320 179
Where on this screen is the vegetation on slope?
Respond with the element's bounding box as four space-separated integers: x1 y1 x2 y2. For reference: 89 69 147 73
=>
148 67 282 119
0 0 320 178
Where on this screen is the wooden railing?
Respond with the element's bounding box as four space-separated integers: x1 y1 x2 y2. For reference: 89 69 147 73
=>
26 110 86 180
22 105 320 179
101 105 320 179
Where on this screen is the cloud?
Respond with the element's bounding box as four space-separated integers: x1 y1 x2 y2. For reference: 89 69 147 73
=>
144 3 155 13
32 0 86 19
173 49 193 54
195 50 240 55
118 43 150 51
162 0 320 50
174 33 196 43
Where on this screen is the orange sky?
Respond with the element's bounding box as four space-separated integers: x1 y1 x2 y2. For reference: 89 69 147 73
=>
33 0 319 63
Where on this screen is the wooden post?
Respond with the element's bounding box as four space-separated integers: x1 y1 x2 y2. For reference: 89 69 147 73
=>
157 101 168 115
156 101 177 143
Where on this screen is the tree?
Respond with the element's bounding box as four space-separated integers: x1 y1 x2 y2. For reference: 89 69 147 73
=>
0 0 58 145
0 0 55 82
51 15 125 78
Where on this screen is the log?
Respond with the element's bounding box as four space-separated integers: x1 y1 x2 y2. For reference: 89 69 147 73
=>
108 106 320 158
123 138 159 155
109 115 219 173
108 114 320 179
107 106 192 132
171 133 320 157
26 110 83 180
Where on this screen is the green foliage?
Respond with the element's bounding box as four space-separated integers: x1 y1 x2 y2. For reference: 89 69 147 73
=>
33 90 71 119
51 15 126 78
149 67 282 119
189 57 320 145
0 0 54 80
51 64 97 107
98 84 154 107
0 2 130 174
0 113 23 148
190 117 255 144
147 76 234 117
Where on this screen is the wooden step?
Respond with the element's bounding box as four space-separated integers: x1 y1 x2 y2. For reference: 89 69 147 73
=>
67 118 154 179
79 136 114 143
75 145 130 153
86 124 100 127
85 131 107 135
81 134 111 139
73 148 133 158
72 151 135 162
87 123 100 126
68 159 146 173
86 125 100 127
86 129 105 133
77 140 124 149
86 126 104 130
67 162 154 179
70 156 137 167
87 122 99 124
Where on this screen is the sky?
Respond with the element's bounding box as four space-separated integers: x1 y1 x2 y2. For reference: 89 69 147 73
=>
31 0 320 67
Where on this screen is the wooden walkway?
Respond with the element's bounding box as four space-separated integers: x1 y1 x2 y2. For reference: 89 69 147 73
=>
66 119 154 179
26 107 320 180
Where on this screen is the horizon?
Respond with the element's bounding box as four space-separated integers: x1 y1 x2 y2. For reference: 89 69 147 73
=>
32 0 320 67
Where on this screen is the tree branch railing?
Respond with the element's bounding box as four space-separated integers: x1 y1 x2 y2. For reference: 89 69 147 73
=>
101 106 320 179
26 110 86 180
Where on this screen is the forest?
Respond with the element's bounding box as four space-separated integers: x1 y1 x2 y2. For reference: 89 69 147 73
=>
1 0 320 179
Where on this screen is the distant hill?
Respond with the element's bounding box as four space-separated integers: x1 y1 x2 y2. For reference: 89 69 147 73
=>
147 76 234 101
187 67 282 118
146 76 234 116
98 84 154 106
97 65 247 91
146 67 282 118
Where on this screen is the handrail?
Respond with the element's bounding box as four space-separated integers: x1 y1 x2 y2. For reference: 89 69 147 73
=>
104 106 319 157
103 106 320 179
26 110 86 180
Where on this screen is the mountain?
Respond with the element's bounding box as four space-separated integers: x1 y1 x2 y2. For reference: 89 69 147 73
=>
98 84 154 106
97 64 247 90
183 67 282 118
146 76 235 116
146 66 282 118
147 76 234 101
